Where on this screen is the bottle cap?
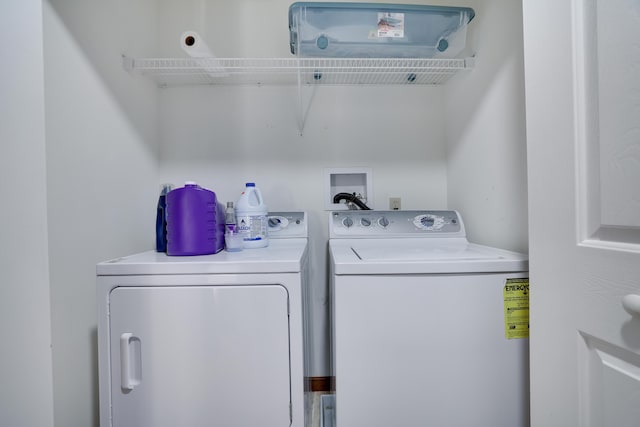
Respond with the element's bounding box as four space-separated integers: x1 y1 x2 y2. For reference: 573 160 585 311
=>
245 182 255 187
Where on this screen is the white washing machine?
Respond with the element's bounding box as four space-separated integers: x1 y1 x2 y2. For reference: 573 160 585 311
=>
97 212 309 427
329 210 529 427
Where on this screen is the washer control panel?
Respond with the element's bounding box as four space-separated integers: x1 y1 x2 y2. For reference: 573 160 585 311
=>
329 210 464 238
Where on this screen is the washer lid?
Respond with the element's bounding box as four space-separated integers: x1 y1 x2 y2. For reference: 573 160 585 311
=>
330 239 528 274
97 239 308 276
352 239 504 261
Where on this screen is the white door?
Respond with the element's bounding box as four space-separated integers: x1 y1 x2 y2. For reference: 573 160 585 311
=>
523 1 640 426
109 285 291 427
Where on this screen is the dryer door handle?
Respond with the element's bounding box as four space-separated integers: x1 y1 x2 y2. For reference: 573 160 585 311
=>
622 294 640 317
120 333 142 391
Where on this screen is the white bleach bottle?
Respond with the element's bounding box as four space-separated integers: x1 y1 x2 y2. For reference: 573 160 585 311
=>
235 182 268 248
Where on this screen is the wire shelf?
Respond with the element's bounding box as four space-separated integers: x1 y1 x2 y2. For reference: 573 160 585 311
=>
123 57 473 87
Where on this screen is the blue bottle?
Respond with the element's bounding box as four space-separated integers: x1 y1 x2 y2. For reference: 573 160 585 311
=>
155 184 173 252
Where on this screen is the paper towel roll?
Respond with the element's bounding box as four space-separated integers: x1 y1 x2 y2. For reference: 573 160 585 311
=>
180 31 214 58
179 31 228 79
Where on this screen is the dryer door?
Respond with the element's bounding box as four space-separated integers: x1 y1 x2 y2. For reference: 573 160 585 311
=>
108 285 291 427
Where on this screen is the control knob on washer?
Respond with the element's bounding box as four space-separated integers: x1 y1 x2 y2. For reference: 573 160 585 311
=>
360 218 371 227
421 216 435 227
378 217 390 228
342 217 354 228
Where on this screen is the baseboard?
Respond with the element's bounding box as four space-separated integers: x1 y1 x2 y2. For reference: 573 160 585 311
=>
305 376 335 392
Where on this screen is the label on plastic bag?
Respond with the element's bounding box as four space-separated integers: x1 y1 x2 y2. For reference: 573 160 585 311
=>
378 12 405 38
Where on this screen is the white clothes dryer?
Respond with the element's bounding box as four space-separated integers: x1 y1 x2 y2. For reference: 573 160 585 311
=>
97 212 309 427
329 210 529 427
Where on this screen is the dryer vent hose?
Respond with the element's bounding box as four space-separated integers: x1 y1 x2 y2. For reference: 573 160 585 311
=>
332 192 371 210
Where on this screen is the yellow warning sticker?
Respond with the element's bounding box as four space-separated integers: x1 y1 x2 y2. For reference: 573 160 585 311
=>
504 278 529 339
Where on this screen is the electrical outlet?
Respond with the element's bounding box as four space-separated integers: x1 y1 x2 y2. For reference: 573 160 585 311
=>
389 197 401 210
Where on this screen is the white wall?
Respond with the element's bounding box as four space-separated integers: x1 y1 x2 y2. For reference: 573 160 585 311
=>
44 1 160 425
0 1 55 426
445 0 528 253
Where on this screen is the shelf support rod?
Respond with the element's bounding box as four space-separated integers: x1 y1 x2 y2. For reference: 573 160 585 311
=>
296 58 305 135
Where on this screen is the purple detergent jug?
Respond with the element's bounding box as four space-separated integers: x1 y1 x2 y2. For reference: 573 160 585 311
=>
166 182 225 256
